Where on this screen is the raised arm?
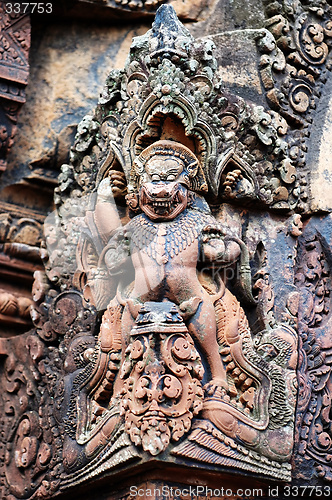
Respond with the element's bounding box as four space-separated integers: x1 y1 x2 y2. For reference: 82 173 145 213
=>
93 171 127 244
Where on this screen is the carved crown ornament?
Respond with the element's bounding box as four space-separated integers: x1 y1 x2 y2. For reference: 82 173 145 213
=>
0 4 315 499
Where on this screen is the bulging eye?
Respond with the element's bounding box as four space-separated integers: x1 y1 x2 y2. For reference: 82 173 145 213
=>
151 174 160 181
167 175 176 181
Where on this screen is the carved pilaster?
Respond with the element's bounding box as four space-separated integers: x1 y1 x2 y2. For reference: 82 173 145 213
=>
259 0 332 212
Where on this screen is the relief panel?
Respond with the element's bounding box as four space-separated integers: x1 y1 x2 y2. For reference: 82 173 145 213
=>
2 2 332 498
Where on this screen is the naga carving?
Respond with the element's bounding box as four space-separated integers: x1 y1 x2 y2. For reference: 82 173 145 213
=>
0 5 303 498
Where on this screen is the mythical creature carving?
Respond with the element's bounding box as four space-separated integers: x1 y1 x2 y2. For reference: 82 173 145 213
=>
56 132 297 484
71 140 244 455
0 5 302 497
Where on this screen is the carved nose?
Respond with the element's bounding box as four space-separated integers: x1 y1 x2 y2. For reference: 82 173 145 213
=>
151 184 170 198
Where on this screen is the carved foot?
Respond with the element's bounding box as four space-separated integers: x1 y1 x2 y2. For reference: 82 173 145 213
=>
204 378 230 401
223 169 255 199
179 296 202 320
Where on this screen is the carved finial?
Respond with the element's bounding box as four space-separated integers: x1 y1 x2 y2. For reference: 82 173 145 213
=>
150 4 192 61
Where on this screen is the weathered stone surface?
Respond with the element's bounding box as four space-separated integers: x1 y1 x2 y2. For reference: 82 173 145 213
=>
51 0 209 22
0 7 299 498
206 30 269 105
1 0 332 498
1 21 150 197
294 213 332 484
306 74 332 212
190 0 267 37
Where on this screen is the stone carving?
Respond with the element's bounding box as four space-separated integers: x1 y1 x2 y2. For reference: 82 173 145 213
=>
0 334 61 499
257 1 332 484
0 214 43 331
60 0 207 22
56 1 302 214
0 214 43 247
5 6 297 494
258 0 332 212
294 223 332 483
121 301 204 456
0 291 32 324
0 4 30 173
0 4 304 498
67 139 254 461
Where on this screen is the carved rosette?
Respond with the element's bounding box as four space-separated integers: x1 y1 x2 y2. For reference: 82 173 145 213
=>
120 302 204 455
0 334 62 499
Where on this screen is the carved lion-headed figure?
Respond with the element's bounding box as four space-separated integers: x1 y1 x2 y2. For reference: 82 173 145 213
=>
69 140 245 459
57 137 297 481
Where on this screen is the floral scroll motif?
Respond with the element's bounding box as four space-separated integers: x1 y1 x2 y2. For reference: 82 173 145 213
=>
259 1 332 211
0 3 30 172
295 227 332 483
